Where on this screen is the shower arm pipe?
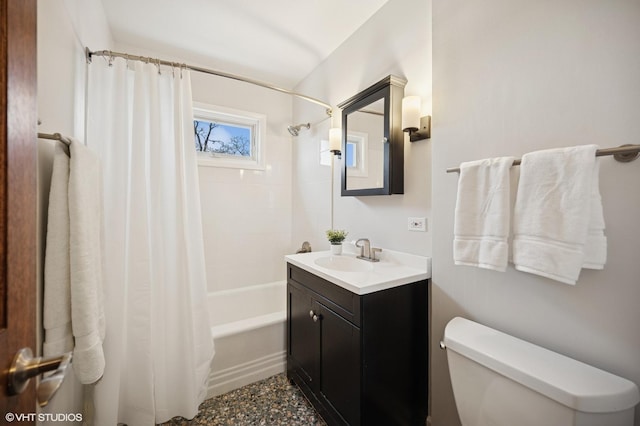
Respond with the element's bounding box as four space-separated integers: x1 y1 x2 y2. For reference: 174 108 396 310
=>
86 48 333 117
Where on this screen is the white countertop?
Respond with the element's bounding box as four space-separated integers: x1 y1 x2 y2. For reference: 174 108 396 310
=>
285 248 431 295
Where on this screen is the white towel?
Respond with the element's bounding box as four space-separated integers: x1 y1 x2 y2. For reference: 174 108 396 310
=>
512 145 606 285
453 157 516 272
583 158 607 269
68 139 106 384
43 144 73 357
43 139 105 384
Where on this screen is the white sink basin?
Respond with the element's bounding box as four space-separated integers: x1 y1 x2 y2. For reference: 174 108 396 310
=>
286 250 431 295
314 256 373 272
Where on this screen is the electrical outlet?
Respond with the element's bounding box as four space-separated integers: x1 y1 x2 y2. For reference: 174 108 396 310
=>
408 217 426 232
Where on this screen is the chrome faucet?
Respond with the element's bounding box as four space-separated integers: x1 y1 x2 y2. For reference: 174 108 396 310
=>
355 238 382 262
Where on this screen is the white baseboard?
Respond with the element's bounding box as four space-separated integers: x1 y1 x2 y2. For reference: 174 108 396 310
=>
207 350 286 399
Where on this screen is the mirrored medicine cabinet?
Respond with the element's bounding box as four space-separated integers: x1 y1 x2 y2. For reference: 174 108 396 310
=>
337 75 406 196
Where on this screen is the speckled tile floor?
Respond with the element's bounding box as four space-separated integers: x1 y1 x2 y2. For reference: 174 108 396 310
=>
162 374 327 425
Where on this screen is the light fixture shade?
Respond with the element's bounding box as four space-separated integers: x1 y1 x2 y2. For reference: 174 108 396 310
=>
329 128 341 152
402 96 421 131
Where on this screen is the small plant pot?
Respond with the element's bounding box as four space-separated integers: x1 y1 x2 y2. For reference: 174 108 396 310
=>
330 243 343 255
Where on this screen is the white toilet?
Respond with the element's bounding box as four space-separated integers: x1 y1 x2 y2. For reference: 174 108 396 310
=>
443 317 640 426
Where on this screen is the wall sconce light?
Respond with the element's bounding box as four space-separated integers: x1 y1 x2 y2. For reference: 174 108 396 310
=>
402 96 431 142
329 128 342 158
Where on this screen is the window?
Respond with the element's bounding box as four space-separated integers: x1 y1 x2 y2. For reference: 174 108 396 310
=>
345 131 368 177
193 102 266 169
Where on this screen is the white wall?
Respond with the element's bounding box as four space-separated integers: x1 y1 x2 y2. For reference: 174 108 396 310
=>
431 1 640 425
38 0 112 139
36 0 113 421
292 0 432 256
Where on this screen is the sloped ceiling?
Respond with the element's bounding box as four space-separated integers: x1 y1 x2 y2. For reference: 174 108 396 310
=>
101 0 389 88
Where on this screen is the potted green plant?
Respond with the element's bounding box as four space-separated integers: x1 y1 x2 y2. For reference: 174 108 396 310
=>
326 229 348 255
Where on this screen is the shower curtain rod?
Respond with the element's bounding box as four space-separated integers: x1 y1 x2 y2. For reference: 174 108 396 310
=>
445 144 640 173
86 48 333 117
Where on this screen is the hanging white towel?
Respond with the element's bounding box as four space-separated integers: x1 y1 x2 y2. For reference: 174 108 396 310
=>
68 138 106 384
583 157 607 269
453 156 516 272
44 139 105 385
512 145 606 285
43 144 73 357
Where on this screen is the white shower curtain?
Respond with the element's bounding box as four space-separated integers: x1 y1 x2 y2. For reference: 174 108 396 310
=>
86 59 214 425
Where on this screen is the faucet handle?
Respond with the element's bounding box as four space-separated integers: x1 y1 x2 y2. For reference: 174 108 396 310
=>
371 247 382 261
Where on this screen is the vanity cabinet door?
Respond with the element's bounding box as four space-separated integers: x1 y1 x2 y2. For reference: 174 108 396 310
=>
287 283 320 388
318 304 361 426
287 262 428 426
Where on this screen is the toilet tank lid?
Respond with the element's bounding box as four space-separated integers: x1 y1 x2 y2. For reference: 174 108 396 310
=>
444 317 640 413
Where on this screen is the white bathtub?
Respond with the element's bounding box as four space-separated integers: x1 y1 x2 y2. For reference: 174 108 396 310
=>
206 281 287 398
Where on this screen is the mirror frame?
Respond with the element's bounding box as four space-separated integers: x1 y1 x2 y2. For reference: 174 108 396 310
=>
338 75 406 196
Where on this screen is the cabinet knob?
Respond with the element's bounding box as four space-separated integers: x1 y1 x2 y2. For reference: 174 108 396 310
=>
313 314 319 322
309 310 315 318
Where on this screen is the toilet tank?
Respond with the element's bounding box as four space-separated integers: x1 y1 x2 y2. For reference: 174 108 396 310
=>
443 317 640 426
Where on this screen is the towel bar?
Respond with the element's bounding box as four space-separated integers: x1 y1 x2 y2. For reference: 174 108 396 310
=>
38 132 72 146
446 144 640 173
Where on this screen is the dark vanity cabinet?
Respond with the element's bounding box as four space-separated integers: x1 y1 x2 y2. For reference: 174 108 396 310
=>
286 263 428 426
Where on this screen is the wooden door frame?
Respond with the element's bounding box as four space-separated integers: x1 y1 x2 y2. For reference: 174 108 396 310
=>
0 0 38 419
